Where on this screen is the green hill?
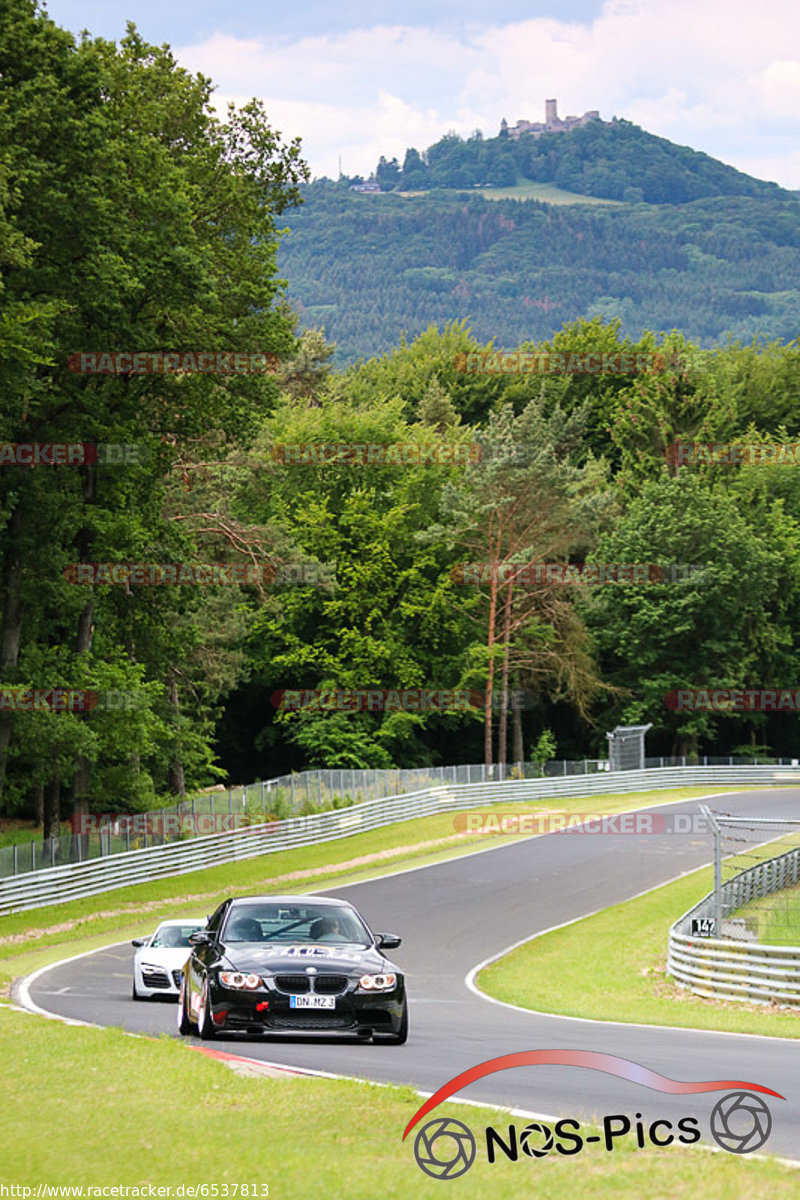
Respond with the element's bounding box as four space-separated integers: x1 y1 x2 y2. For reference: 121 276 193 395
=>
373 118 790 205
279 182 800 365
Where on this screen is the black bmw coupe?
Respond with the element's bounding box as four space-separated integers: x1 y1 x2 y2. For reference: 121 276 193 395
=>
177 894 408 1043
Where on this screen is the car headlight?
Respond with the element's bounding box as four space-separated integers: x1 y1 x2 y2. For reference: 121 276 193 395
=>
141 963 163 974
219 971 262 990
358 973 396 991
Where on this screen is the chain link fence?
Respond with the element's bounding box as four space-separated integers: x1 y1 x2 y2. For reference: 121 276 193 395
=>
1 753 795 880
703 807 800 945
669 805 800 1003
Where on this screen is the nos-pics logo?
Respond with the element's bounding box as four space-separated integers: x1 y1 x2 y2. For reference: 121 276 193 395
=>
403 1051 783 1180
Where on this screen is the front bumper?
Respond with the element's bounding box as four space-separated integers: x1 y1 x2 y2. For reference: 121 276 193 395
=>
137 966 182 997
207 974 406 1034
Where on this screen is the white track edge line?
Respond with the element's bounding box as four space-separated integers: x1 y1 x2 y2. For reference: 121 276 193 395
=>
12 787 800 1166
465 872 800 1044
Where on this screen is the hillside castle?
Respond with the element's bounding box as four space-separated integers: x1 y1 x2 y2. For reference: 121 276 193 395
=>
501 99 601 141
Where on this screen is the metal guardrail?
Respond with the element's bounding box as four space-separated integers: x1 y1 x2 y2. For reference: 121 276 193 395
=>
2 763 799 917
3 754 788 880
0 758 614 879
668 844 800 1004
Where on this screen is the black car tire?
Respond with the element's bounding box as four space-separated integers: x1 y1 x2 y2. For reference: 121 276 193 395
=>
375 1001 408 1044
196 977 216 1040
132 979 144 1001
177 977 194 1035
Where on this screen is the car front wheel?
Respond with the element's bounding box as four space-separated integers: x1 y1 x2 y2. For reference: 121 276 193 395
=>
196 977 216 1040
177 977 194 1035
375 1001 408 1045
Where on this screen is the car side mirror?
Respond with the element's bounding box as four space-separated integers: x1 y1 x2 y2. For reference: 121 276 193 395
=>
131 938 145 947
376 933 402 950
189 930 212 946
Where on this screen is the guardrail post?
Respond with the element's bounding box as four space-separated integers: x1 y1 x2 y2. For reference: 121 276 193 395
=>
13 843 17 875
291 774 295 811
50 837 55 867
31 841 35 871
698 803 723 936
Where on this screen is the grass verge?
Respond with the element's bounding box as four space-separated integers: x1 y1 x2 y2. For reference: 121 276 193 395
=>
478 864 800 1038
733 881 800 946
0 1004 795 1195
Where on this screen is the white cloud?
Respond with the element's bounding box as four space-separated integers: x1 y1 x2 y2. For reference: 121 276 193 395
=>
175 0 800 186
751 59 800 118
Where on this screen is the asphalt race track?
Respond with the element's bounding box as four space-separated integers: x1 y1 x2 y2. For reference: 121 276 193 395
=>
21 789 800 1160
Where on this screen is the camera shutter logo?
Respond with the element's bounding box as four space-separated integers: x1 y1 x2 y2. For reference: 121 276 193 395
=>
710 1092 772 1154
519 1122 554 1158
414 1117 476 1179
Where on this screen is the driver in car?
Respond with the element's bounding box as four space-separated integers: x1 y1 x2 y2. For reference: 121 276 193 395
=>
228 915 263 942
310 916 343 940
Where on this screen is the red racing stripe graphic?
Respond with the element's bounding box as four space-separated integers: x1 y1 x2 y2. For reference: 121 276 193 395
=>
402 1050 785 1139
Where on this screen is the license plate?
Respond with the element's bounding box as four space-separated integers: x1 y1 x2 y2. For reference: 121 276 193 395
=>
290 995 335 1009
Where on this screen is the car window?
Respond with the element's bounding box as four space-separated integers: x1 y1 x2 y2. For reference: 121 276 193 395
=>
150 924 203 948
223 904 370 945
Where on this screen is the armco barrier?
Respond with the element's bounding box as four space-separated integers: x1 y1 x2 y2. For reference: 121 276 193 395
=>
668 841 800 1004
0 757 613 879
2 764 799 916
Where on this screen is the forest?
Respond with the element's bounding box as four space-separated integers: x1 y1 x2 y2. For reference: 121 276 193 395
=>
3 1 800 838
280 183 800 365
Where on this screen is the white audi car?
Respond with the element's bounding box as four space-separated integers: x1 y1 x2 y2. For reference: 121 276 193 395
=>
131 917 207 1000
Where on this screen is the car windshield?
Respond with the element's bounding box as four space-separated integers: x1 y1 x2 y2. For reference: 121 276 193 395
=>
223 904 371 946
150 924 203 948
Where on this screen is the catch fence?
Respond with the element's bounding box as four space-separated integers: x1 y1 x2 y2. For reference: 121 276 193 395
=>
2 761 799 915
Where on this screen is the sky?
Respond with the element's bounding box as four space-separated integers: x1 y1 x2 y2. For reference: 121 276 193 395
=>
44 0 800 188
